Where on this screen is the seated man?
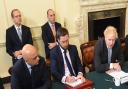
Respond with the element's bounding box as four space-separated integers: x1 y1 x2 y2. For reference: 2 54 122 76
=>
124 35 128 61
94 26 124 72
11 44 51 89
50 27 85 84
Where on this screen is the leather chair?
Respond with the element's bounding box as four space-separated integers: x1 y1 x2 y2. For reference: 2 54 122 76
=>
80 41 96 72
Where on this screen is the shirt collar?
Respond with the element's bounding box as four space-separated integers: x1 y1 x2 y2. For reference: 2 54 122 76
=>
14 24 22 30
48 21 55 27
25 62 31 69
59 46 69 53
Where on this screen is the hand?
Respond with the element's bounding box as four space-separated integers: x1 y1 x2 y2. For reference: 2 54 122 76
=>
48 43 56 49
14 50 22 58
113 63 121 71
76 74 86 82
65 75 76 83
17 55 22 59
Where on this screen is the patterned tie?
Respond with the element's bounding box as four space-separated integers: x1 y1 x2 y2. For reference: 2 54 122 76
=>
108 48 112 64
64 49 75 76
17 27 22 42
51 24 56 41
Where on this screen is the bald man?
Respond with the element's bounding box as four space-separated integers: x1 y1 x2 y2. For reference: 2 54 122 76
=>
11 44 51 89
94 26 124 72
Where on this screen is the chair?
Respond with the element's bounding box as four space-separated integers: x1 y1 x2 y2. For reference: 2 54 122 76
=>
80 41 96 72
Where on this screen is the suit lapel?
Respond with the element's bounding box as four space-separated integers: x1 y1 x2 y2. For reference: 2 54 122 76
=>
55 22 58 32
57 46 65 74
103 40 109 63
47 22 55 42
21 25 25 44
68 46 75 69
22 59 31 78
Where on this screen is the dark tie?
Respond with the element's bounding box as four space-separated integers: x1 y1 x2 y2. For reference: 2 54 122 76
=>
31 67 35 89
64 49 75 76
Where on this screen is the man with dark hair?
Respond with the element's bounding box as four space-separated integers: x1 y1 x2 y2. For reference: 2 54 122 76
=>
41 9 61 64
6 9 33 64
50 27 85 84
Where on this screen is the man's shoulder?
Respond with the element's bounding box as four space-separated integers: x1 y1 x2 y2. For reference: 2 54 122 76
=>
96 38 104 45
41 22 49 28
55 22 61 26
50 45 60 53
6 25 14 32
22 25 30 30
68 44 77 50
13 59 25 71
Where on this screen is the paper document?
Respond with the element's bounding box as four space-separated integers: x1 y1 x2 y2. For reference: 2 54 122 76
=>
106 70 128 78
106 70 128 84
65 79 84 87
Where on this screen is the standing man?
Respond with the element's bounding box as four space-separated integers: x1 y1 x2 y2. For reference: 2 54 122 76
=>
6 9 33 64
94 26 124 72
41 9 61 64
11 44 51 89
50 27 85 83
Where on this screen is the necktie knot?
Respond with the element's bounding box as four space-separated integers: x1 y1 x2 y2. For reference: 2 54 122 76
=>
64 49 67 54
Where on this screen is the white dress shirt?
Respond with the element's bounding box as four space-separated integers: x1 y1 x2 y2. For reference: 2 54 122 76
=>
59 46 76 83
14 25 22 37
25 62 32 75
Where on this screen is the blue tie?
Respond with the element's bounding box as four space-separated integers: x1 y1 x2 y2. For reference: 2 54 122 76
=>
64 49 75 76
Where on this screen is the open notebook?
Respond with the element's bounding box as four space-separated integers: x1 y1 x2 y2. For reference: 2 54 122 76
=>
106 70 128 84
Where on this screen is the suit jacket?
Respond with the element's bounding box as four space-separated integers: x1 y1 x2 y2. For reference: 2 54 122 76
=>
41 22 61 59
11 56 51 89
50 45 83 82
0 78 4 89
94 38 124 72
6 25 33 63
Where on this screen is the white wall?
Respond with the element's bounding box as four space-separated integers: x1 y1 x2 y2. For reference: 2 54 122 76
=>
0 0 55 77
0 0 82 77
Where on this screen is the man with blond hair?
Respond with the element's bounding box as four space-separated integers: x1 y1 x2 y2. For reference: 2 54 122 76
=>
94 26 124 72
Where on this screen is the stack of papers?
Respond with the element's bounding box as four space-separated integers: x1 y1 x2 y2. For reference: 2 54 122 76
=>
106 70 128 84
65 79 84 87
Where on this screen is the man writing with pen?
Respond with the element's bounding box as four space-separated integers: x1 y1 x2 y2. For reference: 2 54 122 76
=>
50 27 86 83
94 26 124 73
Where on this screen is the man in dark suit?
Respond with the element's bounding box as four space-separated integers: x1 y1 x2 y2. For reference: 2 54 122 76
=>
94 26 124 72
6 9 33 64
50 27 85 84
41 9 61 64
11 44 51 89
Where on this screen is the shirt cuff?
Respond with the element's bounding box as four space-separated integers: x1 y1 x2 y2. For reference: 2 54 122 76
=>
78 72 83 76
110 63 113 69
61 76 67 84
